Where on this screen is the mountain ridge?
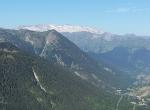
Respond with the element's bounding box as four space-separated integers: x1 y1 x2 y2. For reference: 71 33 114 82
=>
17 24 104 34
0 28 134 89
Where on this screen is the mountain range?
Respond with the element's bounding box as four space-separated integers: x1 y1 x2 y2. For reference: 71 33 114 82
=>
0 28 133 89
0 32 133 110
19 24 150 75
0 24 150 109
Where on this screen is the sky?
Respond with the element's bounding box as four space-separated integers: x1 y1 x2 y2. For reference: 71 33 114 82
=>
0 0 150 35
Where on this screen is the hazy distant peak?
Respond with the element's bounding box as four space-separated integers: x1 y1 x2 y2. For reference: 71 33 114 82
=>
17 24 104 34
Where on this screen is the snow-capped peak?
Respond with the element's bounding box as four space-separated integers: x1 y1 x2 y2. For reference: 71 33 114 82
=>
17 24 104 34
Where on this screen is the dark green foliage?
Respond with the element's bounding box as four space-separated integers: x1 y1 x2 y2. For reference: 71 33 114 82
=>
0 28 134 90
0 42 133 110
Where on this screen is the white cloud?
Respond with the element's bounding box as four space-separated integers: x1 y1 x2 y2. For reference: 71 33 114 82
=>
105 7 150 13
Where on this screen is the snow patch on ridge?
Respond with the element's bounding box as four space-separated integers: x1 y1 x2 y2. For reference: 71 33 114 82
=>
104 67 112 72
91 74 101 82
17 24 104 34
74 71 88 80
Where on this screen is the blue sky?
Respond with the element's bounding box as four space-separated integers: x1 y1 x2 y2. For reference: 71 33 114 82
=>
0 0 150 35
